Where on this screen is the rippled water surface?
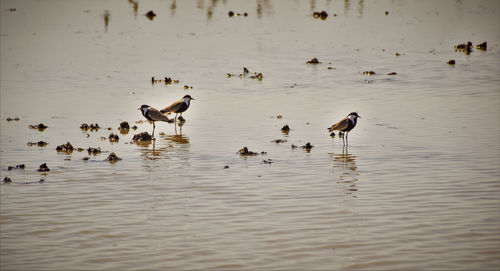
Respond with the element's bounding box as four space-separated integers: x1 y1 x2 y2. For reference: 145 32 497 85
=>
1 0 499 270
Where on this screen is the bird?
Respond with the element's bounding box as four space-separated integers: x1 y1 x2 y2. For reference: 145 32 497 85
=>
160 95 195 122
138 105 173 139
328 112 361 147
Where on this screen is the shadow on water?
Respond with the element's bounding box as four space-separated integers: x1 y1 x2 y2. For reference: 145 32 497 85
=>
329 149 359 196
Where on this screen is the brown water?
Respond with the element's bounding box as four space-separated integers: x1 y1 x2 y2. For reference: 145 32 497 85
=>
1 0 499 270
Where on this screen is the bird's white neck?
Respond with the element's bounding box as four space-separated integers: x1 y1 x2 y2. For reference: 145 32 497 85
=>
182 97 190 105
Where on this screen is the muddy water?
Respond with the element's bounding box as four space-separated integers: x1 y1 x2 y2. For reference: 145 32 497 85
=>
1 0 499 270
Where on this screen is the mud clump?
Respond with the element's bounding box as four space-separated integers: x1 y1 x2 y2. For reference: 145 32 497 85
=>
119 121 130 130
27 141 48 147
8 164 25 171
306 58 320 64
145 10 156 20
80 123 100 131
29 123 48 131
313 11 328 20
454 41 473 54
238 147 259 156
87 147 101 155
262 159 273 164
302 142 314 151
38 163 50 172
109 133 119 142
56 142 74 153
3 177 12 183
475 41 487 51
106 152 122 162
281 125 290 133
133 132 152 142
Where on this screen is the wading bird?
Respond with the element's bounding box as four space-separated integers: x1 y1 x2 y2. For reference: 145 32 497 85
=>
138 105 173 139
329 112 361 147
160 95 195 122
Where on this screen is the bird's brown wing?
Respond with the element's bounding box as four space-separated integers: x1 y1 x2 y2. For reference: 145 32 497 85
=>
149 107 173 122
330 117 349 131
160 100 183 114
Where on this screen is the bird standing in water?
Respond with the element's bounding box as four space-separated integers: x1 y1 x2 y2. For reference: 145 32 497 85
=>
160 95 195 122
138 105 173 139
329 112 361 147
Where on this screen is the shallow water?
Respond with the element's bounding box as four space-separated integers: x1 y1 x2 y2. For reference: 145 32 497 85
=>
1 0 499 270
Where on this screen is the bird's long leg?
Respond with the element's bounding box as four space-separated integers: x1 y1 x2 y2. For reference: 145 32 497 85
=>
342 133 345 147
346 132 349 148
175 113 178 122
152 121 156 140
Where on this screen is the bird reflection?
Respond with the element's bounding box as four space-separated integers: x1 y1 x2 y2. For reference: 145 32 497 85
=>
163 132 190 145
330 149 359 196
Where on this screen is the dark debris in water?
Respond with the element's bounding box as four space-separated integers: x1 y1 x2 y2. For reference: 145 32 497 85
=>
29 123 48 131
387 72 397 75
262 159 273 164
119 121 130 130
133 132 152 142
7 164 25 171
312 11 328 20
56 142 74 153
281 125 290 133
238 147 260 156
272 139 287 143
447 59 456 65
80 123 100 131
106 152 122 162
6 117 20 121
227 67 263 80
24 179 45 184
87 147 101 155
145 10 156 20
363 71 376 75
302 142 313 150
3 177 12 183
306 58 320 64
109 133 119 142
27 141 48 147
38 163 50 172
